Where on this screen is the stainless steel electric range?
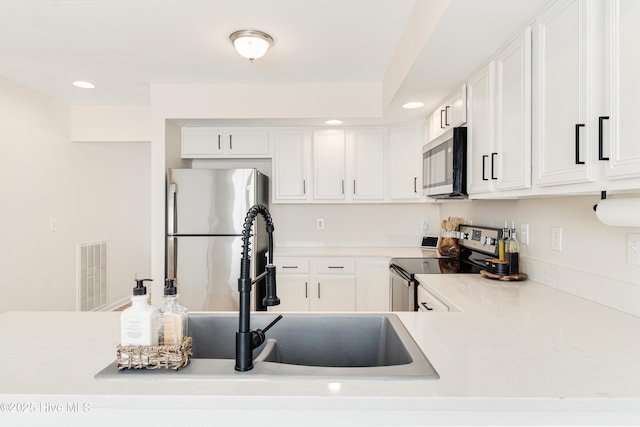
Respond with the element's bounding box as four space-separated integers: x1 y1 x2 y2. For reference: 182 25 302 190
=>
389 224 501 311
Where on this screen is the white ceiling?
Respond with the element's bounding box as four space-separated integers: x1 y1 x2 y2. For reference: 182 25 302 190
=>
0 0 550 125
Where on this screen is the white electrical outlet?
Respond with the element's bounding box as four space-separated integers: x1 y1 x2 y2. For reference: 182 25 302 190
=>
421 218 429 231
629 233 640 266
50 218 58 232
520 224 529 245
551 227 562 251
317 218 324 230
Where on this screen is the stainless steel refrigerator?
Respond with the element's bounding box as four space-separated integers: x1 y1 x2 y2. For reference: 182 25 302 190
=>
166 168 269 311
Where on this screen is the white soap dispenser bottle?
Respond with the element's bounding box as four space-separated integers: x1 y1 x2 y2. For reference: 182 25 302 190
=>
120 278 159 346
158 278 188 346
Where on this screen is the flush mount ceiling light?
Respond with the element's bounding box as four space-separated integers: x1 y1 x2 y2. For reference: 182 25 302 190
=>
325 119 343 125
72 81 95 89
402 101 424 109
229 30 274 62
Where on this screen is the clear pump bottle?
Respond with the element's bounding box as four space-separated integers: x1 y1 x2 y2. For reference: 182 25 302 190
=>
158 278 188 346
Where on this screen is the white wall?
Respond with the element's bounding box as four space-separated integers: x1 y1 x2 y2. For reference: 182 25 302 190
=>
440 195 640 316
270 203 439 247
0 77 151 313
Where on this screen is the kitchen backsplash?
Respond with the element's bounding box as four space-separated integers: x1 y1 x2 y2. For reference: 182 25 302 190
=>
269 203 439 248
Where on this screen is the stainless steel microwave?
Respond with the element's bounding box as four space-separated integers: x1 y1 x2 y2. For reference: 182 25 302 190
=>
422 127 467 199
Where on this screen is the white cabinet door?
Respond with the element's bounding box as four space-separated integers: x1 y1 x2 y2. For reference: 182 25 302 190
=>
536 0 595 186
495 27 532 191
181 127 269 158
388 121 423 201
448 85 467 128
356 258 390 312
273 130 311 202
466 61 496 194
430 104 447 140
603 0 640 180
272 274 310 312
313 129 346 200
181 127 223 157
226 130 269 156
310 276 357 312
349 128 385 201
427 86 467 143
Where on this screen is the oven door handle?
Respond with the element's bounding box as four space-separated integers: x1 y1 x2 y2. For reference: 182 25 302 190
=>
389 264 412 283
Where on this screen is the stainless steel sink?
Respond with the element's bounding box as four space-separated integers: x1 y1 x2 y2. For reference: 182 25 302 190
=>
95 313 439 380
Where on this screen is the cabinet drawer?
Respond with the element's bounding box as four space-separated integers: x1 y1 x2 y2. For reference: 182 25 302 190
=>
276 258 310 274
316 258 356 274
417 285 449 312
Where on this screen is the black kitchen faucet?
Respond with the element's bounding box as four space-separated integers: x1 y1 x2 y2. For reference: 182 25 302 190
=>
235 204 282 371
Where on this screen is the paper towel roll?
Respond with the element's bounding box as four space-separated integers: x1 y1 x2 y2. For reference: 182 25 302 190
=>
595 198 640 227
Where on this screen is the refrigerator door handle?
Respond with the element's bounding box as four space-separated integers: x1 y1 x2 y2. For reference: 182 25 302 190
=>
167 237 177 279
168 183 177 235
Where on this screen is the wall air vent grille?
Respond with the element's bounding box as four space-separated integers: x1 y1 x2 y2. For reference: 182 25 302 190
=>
77 241 108 311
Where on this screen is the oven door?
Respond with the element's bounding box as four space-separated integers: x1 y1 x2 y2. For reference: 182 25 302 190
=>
389 264 417 311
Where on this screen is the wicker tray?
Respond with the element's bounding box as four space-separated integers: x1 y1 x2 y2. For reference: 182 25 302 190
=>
116 336 192 370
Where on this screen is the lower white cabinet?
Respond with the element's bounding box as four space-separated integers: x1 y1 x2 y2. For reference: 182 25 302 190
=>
271 257 356 312
356 258 391 312
271 256 390 312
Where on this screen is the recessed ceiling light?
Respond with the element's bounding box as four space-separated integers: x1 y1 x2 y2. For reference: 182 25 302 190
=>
325 119 343 125
402 101 424 109
72 81 95 89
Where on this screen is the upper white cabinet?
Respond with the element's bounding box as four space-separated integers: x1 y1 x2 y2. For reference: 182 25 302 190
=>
312 128 386 202
535 0 597 187
466 61 496 195
181 127 270 158
313 129 347 201
494 27 533 192
467 28 533 196
272 130 312 202
388 121 424 201
348 128 385 201
428 85 467 142
602 0 640 180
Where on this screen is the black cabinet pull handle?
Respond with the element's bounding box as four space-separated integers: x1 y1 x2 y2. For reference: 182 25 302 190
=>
599 116 610 161
413 177 417 193
482 155 488 181
421 302 433 311
445 106 450 126
218 135 221 150
491 153 498 180
440 110 446 129
229 134 233 150
575 124 585 165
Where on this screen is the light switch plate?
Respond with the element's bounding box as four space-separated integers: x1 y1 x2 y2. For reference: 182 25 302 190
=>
551 227 562 251
629 233 640 266
520 224 529 245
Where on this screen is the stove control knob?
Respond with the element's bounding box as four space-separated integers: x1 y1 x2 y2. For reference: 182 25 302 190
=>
482 236 496 246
